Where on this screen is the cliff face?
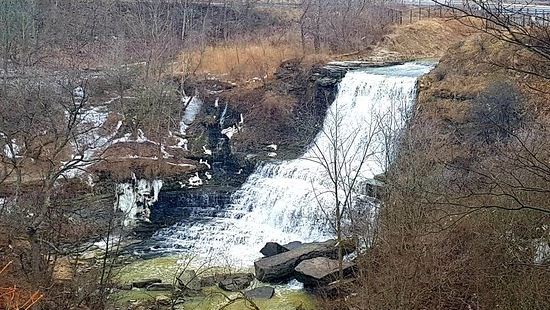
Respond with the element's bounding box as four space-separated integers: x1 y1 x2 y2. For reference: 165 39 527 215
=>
146 59 385 230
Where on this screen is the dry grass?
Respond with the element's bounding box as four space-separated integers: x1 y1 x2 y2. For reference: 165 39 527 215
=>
418 33 550 125
371 18 477 60
174 37 332 82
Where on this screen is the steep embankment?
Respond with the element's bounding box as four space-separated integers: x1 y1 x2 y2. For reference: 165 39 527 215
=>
365 18 475 61
338 34 550 310
418 34 550 128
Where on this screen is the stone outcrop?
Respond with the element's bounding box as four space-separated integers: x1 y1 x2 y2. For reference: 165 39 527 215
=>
218 273 255 292
254 240 340 283
294 257 357 287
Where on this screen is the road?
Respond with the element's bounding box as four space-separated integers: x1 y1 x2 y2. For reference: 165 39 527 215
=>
405 0 550 14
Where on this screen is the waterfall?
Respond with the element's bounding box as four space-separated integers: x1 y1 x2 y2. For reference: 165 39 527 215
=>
146 62 434 266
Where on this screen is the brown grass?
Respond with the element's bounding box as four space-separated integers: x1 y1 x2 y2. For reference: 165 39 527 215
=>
174 37 332 82
371 18 477 60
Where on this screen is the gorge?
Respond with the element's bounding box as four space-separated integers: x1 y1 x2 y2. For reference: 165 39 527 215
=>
3 2 548 308
121 62 435 268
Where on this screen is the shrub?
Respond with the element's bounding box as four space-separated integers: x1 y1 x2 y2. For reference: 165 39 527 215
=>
471 80 524 143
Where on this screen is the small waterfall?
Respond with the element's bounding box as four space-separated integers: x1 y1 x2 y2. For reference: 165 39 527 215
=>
146 62 434 265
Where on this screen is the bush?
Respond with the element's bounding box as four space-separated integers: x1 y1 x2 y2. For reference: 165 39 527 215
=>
471 80 524 143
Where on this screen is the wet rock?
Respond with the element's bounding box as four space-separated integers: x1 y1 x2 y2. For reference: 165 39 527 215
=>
260 242 289 257
282 241 303 251
218 273 254 291
254 240 339 283
294 257 357 287
177 270 201 291
150 187 236 229
244 286 275 299
146 283 175 291
199 273 228 287
116 283 133 290
132 278 161 288
363 178 384 198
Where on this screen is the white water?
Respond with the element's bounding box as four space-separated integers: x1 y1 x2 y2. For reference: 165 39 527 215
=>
149 62 434 266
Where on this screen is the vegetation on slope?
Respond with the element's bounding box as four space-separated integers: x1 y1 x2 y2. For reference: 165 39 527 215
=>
330 32 550 310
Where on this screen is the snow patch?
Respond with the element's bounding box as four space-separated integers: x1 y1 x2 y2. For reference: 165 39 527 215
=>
202 145 212 156
188 172 203 187
3 139 20 159
199 159 211 169
73 86 85 102
221 126 239 139
180 96 203 135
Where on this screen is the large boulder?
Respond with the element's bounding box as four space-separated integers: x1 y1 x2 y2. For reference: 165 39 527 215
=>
218 273 254 291
199 273 227 287
294 257 357 287
259 241 305 257
254 240 339 283
244 286 275 299
260 242 289 257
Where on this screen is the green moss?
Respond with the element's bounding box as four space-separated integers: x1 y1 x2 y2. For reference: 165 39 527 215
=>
112 256 317 309
110 290 166 304
181 286 316 310
114 256 181 284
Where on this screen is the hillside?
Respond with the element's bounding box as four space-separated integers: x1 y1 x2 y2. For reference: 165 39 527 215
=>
333 33 550 310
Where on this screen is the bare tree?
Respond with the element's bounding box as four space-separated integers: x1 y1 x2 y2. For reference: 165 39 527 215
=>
307 93 382 279
0 76 120 308
433 0 550 80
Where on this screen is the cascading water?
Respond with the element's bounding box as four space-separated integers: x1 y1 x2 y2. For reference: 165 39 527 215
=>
146 62 434 266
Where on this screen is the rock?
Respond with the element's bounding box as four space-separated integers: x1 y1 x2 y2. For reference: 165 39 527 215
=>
116 283 133 290
363 178 384 198
254 240 340 283
132 278 161 288
155 295 171 306
294 257 357 287
199 274 226 287
177 270 201 291
260 242 289 257
146 283 175 291
218 273 254 291
282 241 303 251
80 250 98 260
244 286 275 299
